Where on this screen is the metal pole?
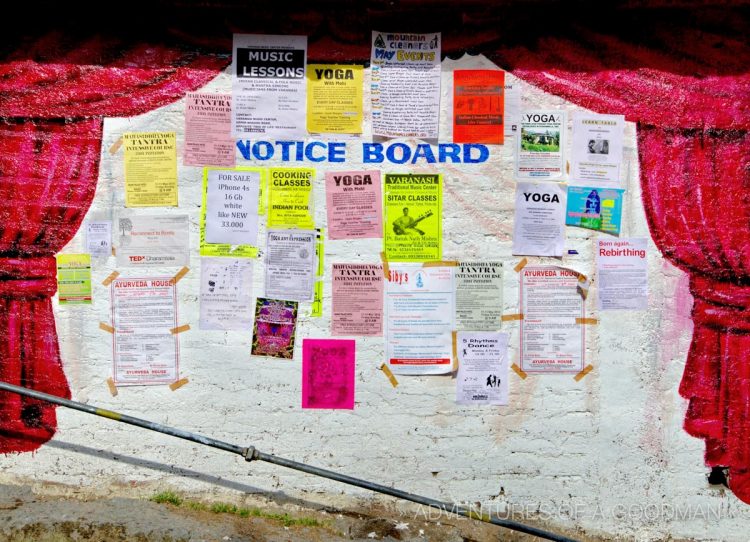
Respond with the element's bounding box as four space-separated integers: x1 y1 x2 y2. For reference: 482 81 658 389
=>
0 381 579 542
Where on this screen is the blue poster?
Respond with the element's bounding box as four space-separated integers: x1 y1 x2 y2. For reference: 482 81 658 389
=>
566 186 624 235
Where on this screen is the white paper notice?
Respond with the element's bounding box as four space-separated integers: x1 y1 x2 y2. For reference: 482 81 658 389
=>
571 113 625 187
596 238 648 310
520 266 584 373
516 110 565 179
205 169 261 245
86 220 111 257
231 34 307 138
265 229 316 302
456 331 509 406
111 277 179 385
455 261 503 331
512 182 566 257
370 31 441 139
385 264 454 375
504 77 521 137
200 258 254 330
116 215 190 268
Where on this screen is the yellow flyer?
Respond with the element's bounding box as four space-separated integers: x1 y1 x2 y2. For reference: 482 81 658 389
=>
123 132 178 207
307 64 363 134
200 167 266 258
267 168 315 229
383 173 442 262
56 254 92 305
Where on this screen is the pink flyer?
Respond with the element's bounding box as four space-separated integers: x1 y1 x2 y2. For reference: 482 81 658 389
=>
302 339 355 410
332 263 383 336
184 92 235 167
324 170 382 240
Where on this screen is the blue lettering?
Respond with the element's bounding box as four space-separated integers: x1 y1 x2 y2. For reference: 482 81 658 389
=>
463 144 489 164
252 141 273 160
363 143 384 163
304 141 327 162
276 140 294 161
386 143 411 164
328 142 346 163
438 144 461 163
411 144 436 164
236 140 252 160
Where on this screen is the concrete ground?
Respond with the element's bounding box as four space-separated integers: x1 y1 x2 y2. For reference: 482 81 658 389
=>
0 484 599 542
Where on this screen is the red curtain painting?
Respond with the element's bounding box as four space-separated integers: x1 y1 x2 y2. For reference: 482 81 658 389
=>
0 41 227 452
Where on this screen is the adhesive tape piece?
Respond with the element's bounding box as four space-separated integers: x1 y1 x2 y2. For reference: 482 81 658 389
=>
169 377 190 391
513 258 528 273
380 252 390 279
574 364 595 382
380 363 399 387
101 271 120 286
511 363 528 380
169 324 191 335
106 377 118 397
575 317 598 325
501 313 524 322
423 260 458 268
172 266 190 284
451 331 458 372
99 322 115 333
108 137 123 154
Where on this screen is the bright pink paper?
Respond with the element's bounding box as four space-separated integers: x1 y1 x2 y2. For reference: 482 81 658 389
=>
302 339 355 410
184 92 235 167
324 170 382 240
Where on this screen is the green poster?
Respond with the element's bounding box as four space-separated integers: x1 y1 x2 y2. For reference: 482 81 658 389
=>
56 254 92 304
383 173 442 262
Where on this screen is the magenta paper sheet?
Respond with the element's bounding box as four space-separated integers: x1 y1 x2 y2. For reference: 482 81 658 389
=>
302 339 355 409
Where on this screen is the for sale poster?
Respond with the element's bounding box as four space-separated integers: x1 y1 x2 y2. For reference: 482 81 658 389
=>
184 92 235 167
302 339 355 410
232 34 307 138
453 70 504 144
307 64 363 134
325 170 382 240
123 132 178 207
111 276 179 385
516 111 565 179
383 173 442 262
204 168 260 245
251 298 298 359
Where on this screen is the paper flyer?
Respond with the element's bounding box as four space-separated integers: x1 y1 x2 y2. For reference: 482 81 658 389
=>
566 186 624 235
199 258 254 330
453 70 504 144
205 168 260 245
200 167 264 258
265 229 316 302
512 181 567 257
332 263 383 336
251 297 298 359
111 276 179 385
123 132 178 207
56 254 92 305
325 170 382 240
455 261 503 330
116 215 189 268
307 64 363 134
383 173 442 262
456 331 509 406
596 238 648 311
85 221 111 257
370 31 441 139
385 264 455 375
267 168 315 229
520 266 585 373
571 113 625 187
504 76 521 137
516 111 565 179
231 34 307 138
184 92 235 167
302 338 355 410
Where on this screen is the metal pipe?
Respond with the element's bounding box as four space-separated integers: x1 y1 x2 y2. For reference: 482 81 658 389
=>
0 381 579 542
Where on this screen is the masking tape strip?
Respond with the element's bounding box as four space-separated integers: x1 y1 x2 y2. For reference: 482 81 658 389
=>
99 322 115 334
423 260 459 268
108 137 123 154
451 331 459 372
106 377 118 397
101 270 120 286
170 324 191 335
575 317 598 325
511 363 528 380
513 258 528 273
501 313 524 322
111 247 116 256
379 363 399 387
574 364 594 382
169 377 189 391
172 266 190 284
380 252 390 279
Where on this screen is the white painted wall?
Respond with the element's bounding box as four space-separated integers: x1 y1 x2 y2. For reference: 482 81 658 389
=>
3 54 748 541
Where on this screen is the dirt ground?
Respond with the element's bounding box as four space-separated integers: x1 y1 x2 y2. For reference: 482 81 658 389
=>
0 483 600 542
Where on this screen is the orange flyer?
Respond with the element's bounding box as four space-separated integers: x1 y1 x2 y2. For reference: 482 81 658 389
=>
453 70 504 144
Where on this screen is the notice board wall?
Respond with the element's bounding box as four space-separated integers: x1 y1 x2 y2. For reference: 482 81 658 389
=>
1 3 748 540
